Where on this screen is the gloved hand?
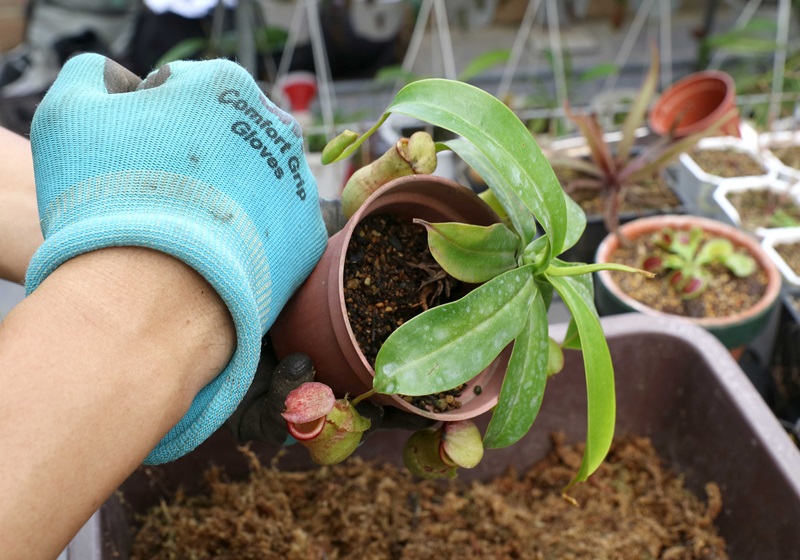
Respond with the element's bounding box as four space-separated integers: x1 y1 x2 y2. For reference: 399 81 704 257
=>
225 340 316 445
227 339 436 446
25 53 328 464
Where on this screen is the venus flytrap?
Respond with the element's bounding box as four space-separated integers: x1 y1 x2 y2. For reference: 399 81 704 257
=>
324 78 651 489
642 227 757 299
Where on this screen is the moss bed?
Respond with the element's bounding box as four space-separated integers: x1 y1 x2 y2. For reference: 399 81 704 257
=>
131 435 727 560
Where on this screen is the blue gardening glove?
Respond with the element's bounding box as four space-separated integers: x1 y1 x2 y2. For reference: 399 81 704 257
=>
25 53 328 464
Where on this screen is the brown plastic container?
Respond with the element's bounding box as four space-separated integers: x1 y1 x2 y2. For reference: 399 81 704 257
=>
270 174 509 422
89 314 800 559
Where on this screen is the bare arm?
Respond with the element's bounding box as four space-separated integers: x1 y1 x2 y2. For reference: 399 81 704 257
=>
0 247 235 559
0 126 43 284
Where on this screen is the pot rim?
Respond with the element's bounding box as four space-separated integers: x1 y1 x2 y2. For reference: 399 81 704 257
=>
595 214 782 329
649 70 737 137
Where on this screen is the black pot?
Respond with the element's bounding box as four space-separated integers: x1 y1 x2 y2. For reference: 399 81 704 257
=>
771 288 800 436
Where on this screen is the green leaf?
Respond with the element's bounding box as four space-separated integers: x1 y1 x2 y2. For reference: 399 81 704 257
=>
374 65 422 86
322 130 359 164
705 35 779 54
536 278 554 310
478 189 509 221
668 228 701 262
545 272 615 490
579 63 619 83
155 37 208 67
443 138 537 248
695 238 734 266
418 220 520 283
374 266 536 396
562 193 587 253
561 318 582 351
547 155 604 178
549 260 598 317
484 289 549 448
723 253 757 277
521 235 550 271
388 80 567 256
545 261 651 277
458 49 511 82
617 44 659 163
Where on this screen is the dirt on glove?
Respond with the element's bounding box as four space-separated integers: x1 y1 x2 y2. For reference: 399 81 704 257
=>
130 434 727 560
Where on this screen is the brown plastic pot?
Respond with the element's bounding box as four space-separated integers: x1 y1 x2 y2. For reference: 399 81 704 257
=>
649 70 741 138
594 215 781 351
270 174 508 422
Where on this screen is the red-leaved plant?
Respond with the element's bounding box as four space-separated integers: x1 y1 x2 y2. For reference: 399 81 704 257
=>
550 45 735 237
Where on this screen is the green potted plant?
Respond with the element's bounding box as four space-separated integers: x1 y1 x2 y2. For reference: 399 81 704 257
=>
546 46 729 263
271 77 648 486
594 214 782 356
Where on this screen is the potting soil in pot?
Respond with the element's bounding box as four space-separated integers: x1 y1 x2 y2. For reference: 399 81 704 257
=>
689 147 766 178
608 231 767 318
130 435 728 559
553 166 680 216
725 189 800 230
343 213 469 413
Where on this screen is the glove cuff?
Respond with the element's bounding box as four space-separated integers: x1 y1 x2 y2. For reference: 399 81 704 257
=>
25 170 272 464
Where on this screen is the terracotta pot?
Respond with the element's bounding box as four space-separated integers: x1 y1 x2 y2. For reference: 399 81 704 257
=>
270 175 508 421
594 215 781 350
649 70 741 138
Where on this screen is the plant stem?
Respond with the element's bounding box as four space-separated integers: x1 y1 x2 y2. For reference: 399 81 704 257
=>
545 263 654 278
350 388 377 407
328 113 390 163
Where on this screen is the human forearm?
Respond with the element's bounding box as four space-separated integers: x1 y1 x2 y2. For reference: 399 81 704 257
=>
0 126 42 284
0 247 235 559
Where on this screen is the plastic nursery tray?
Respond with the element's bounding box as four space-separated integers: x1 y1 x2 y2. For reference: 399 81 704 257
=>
82 314 800 560
760 130 800 183
712 176 798 237
675 135 775 219
762 227 800 287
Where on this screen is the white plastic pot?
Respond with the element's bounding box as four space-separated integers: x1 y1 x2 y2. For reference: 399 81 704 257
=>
760 131 800 183
712 176 798 237
762 227 800 286
675 136 774 219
